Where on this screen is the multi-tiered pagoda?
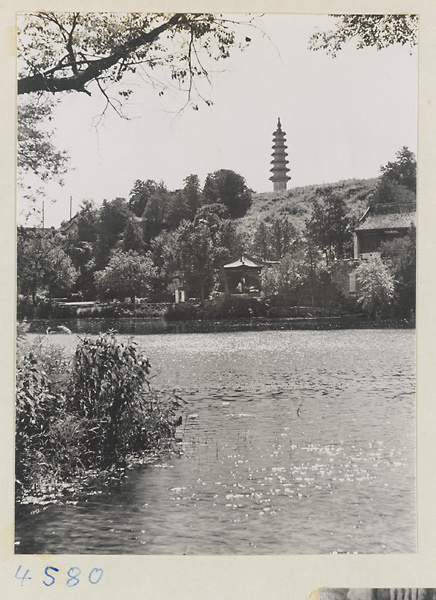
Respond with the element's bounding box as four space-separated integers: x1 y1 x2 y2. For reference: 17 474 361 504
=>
270 118 291 191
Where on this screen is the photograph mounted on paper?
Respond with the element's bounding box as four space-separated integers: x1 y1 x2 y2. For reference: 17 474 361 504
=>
317 591 435 600
15 12 417 554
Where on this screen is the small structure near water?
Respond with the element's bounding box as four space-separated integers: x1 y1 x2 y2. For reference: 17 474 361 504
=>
222 254 271 296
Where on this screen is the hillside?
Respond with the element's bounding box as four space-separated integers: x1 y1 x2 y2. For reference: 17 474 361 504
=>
237 178 379 239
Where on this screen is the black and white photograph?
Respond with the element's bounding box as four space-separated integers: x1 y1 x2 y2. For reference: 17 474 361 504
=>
14 11 417 556
319 591 436 600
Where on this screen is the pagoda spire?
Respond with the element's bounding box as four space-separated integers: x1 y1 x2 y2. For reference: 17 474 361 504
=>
270 117 291 191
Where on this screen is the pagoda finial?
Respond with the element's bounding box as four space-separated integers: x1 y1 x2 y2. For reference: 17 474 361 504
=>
277 117 281 129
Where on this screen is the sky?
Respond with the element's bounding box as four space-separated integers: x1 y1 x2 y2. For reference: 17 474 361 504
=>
17 13 418 228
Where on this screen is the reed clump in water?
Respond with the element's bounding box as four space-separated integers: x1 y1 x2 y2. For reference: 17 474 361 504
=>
16 331 180 505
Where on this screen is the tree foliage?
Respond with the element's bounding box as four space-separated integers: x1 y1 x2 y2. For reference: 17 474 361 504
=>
15 351 66 495
166 204 240 303
203 169 252 218
308 14 417 57
17 13 252 192
17 228 78 304
251 217 298 261
95 249 157 302
129 179 159 217
262 249 308 299
17 12 251 104
122 218 146 253
355 255 395 319
379 146 416 193
183 174 203 217
142 185 176 242
380 226 415 319
74 200 100 243
61 201 100 298
374 147 416 204
261 242 332 307
17 99 68 185
306 188 352 261
16 333 179 498
96 198 131 267
71 334 176 462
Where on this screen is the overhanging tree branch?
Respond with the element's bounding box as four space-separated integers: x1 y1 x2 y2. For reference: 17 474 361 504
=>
18 13 185 95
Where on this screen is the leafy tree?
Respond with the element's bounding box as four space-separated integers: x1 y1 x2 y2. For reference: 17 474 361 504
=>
380 226 415 319
75 200 100 243
355 255 395 319
373 147 416 204
270 218 298 260
17 98 69 208
203 169 252 218
129 179 159 217
261 241 329 307
61 200 100 298
141 184 171 242
381 146 416 192
308 14 417 57
62 235 96 300
251 217 298 261
252 221 269 261
149 230 182 300
165 190 192 230
170 204 240 304
96 197 130 267
18 13 251 101
183 174 203 217
17 228 78 305
17 13 252 192
262 250 307 300
141 185 193 242
306 188 351 262
95 249 157 302
17 98 68 187
122 218 146 253
373 178 416 205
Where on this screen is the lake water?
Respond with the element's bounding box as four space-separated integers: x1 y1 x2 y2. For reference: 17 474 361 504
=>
15 327 415 554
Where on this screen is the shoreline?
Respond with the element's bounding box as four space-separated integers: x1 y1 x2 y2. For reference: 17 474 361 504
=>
22 314 416 336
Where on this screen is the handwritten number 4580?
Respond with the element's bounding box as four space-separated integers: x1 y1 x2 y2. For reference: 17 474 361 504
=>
15 565 104 586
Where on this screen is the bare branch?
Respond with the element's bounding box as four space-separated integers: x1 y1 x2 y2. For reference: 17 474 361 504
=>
94 77 127 125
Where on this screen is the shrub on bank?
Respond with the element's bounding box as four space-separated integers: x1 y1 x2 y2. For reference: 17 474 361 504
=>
15 332 179 502
71 334 176 463
165 302 203 321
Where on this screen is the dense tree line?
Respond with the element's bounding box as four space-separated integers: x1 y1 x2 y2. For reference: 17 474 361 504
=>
17 169 251 308
17 147 416 321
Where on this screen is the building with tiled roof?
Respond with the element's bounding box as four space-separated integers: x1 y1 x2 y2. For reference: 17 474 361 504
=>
353 202 416 259
223 255 264 270
222 254 273 295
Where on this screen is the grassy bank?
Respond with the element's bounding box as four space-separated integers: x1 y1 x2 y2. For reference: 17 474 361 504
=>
16 327 180 507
